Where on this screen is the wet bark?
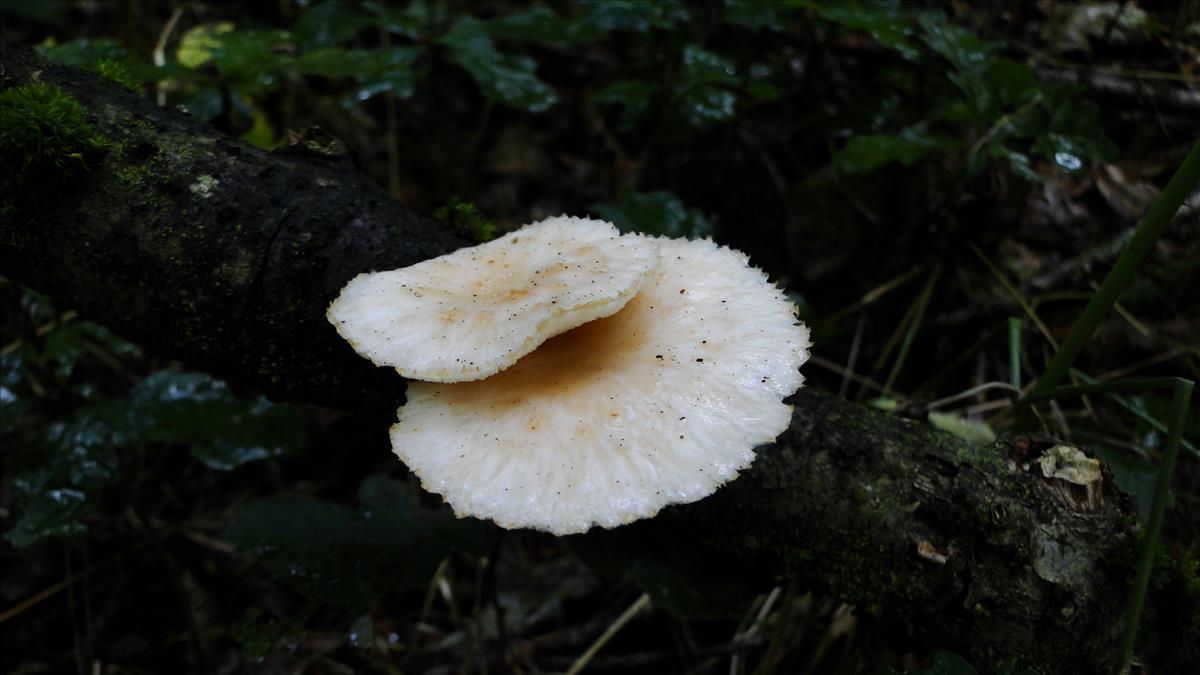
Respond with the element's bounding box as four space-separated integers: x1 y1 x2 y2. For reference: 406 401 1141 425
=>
2 42 1193 674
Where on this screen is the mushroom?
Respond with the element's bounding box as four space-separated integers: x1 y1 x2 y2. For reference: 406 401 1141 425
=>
327 216 658 382
391 236 810 535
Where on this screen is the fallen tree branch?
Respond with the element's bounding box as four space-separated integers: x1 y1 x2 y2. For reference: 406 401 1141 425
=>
1 41 1193 674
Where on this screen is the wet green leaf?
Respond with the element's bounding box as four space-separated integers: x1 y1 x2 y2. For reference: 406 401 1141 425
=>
834 125 961 172
20 287 57 326
593 79 654 131
591 189 712 239
723 0 806 31
988 143 1041 182
83 321 139 356
191 28 292 95
1 350 29 435
297 47 420 100
131 371 306 471
918 12 995 73
675 46 740 129
227 477 488 611
382 0 448 33
293 0 371 50
918 12 1000 119
176 22 235 69
1033 134 1089 173
1 292 141 437
681 86 734 127
578 0 689 33
295 47 408 79
815 1 921 61
745 62 781 101
348 614 374 649
440 17 558 112
484 6 606 47
231 607 308 660
1035 87 1117 166
362 1 424 39
3 370 305 548
983 59 1041 109
4 405 123 548
681 46 740 88
30 317 139 387
39 321 86 381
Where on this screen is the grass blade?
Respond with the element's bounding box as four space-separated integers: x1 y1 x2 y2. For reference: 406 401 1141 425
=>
1015 140 1200 432
1008 317 1021 390
882 263 941 397
1118 378 1193 674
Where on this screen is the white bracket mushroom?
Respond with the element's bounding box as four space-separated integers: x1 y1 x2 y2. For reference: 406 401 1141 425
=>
329 217 811 535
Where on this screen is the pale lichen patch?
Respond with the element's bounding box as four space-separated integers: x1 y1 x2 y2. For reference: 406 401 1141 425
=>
189 174 219 198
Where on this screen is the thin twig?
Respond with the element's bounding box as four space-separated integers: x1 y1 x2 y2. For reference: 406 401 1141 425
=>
925 381 1022 411
883 263 942 396
839 315 866 399
565 593 651 675
827 266 922 324
1094 348 1185 382
1 567 94 624
153 6 187 107
0 310 78 356
807 354 888 396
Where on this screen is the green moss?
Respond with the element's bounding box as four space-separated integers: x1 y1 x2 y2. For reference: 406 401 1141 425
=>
0 83 107 181
435 197 495 243
94 60 144 94
775 529 904 616
782 546 815 570
951 436 1007 472
114 164 149 188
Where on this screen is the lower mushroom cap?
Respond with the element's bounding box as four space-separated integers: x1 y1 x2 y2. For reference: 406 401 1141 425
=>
391 237 811 535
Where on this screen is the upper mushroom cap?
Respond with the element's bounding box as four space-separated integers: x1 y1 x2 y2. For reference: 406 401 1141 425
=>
327 216 658 383
391 236 811 535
